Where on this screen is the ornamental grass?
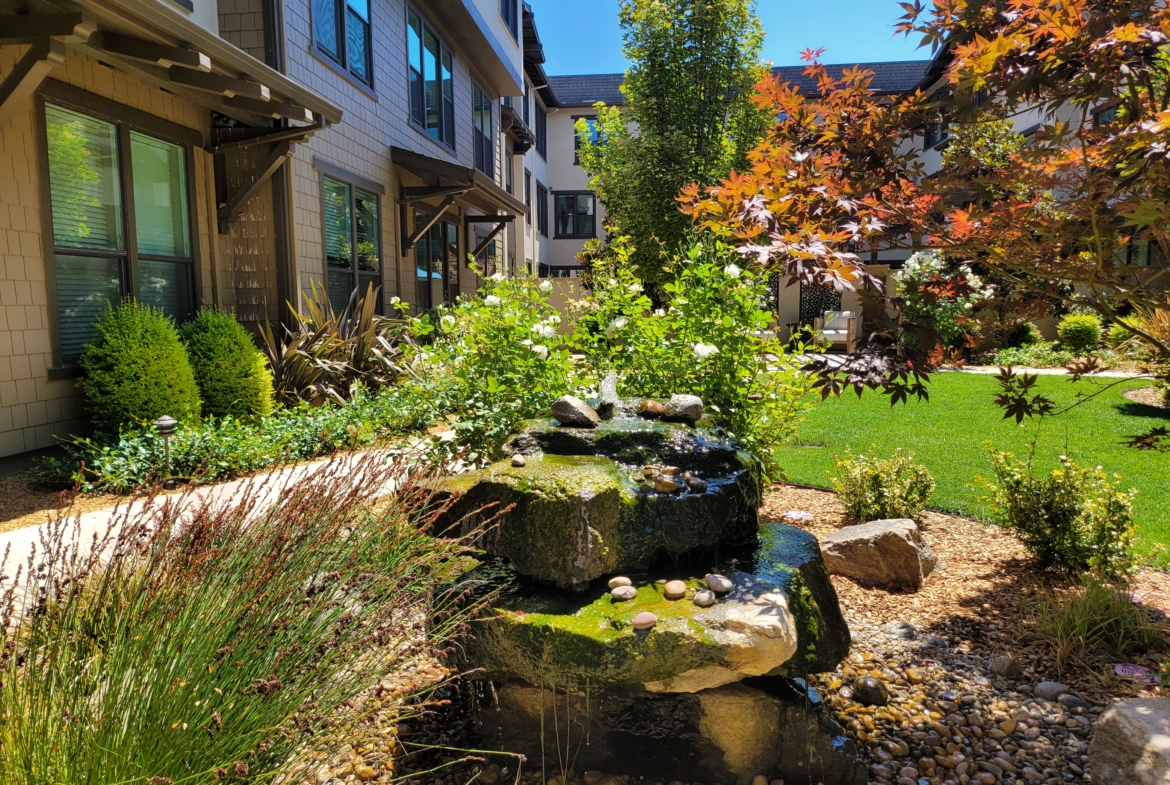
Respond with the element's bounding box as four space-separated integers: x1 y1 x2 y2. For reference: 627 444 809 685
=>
0 456 484 785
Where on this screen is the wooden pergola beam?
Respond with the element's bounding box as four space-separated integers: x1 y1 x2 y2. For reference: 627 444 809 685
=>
169 66 270 101
0 38 66 127
0 13 88 44
217 140 293 233
90 31 211 72
223 94 313 122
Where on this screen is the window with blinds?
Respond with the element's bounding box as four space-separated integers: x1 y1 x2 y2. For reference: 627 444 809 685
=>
44 102 194 364
535 181 549 236
554 193 595 239
412 212 458 314
323 175 381 314
473 84 494 178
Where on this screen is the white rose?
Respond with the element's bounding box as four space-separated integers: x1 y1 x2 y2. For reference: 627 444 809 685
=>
440 314 456 331
548 314 562 325
485 295 502 306
654 308 666 317
693 342 719 359
724 264 742 279
490 272 505 282
522 338 533 346
605 317 628 337
628 283 642 294
539 280 553 293
530 344 549 359
608 278 618 286
540 324 557 339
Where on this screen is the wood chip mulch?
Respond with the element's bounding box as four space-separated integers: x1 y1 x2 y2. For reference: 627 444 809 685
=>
762 484 1170 702
0 475 122 535
1124 385 1167 409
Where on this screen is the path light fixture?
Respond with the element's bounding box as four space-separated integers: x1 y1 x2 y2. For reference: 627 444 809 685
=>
155 415 178 489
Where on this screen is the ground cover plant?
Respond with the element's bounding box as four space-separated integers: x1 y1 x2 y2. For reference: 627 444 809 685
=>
0 457 481 785
772 372 1170 561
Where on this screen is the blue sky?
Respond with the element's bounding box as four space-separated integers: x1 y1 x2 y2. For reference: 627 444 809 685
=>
526 0 931 76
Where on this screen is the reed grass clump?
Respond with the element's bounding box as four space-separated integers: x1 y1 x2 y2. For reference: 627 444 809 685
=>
0 456 482 785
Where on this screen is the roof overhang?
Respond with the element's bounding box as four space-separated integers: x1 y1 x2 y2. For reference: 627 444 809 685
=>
522 3 557 107
0 0 343 129
425 0 522 96
500 102 534 153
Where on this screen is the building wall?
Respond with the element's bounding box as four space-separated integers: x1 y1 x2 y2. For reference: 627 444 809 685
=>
0 46 221 457
545 107 608 270
217 0 269 61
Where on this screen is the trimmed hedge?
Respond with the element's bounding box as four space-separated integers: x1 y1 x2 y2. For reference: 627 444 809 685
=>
1058 313 1102 353
179 310 274 421
78 300 201 436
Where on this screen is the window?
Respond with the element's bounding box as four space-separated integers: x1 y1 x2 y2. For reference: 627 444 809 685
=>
43 102 195 364
474 230 500 276
573 116 599 165
524 169 531 225
505 149 514 194
535 181 548 236
1093 105 1119 128
313 0 372 85
534 102 547 159
501 0 519 41
323 176 381 314
923 122 949 150
407 9 455 148
554 193 595 239
473 84 494 178
523 82 531 126
413 212 459 312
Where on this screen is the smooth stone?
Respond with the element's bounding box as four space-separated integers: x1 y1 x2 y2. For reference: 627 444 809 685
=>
820 518 939 590
608 576 632 589
661 465 681 476
638 482 654 494
706 574 733 594
693 589 716 607
1090 698 1170 785
919 635 947 649
551 395 600 428
989 655 1024 679
882 620 916 640
511 454 527 467
633 612 657 630
687 477 708 493
752 776 768 785
664 580 688 600
1058 692 1091 709
662 394 704 423
852 676 889 706
611 586 637 601
642 465 657 476
1034 681 1069 701
654 477 681 493
638 399 666 419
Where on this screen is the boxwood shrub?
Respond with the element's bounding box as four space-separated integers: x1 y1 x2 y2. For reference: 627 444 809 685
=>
1057 313 1102 353
78 300 201 437
179 309 274 421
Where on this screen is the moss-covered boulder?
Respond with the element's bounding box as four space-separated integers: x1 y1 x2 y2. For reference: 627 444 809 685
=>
456 523 850 690
436 407 762 590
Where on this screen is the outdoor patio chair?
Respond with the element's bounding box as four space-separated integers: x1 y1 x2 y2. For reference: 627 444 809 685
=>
813 310 861 352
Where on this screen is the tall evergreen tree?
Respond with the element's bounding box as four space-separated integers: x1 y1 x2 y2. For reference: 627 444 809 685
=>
577 0 770 287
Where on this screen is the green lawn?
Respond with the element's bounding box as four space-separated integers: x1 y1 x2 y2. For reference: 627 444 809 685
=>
774 372 1170 562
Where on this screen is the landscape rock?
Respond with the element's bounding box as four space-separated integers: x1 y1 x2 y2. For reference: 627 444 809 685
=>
989 655 1024 679
607 576 631 589
820 518 939 590
662 394 704 423
610 586 636 601
852 676 889 706
633 611 657 630
637 399 666 418
551 395 600 428
510 454 526 467
693 589 716 607
1058 692 1091 709
664 580 687 599
707 574 734 593
881 621 916 640
1034 681 1069 701
1089 698 1170 785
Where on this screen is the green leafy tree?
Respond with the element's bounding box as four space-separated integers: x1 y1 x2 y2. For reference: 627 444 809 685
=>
577 0 771 288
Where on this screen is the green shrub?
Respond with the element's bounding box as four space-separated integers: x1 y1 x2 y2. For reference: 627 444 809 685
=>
832 449 936 522
1057 313 1102 353
0 457 479 785
986 450 1136 578
986 341 1074 368
78 299 201 436
1006 321 1043 348
1107 319 1136 349
179 309 274 421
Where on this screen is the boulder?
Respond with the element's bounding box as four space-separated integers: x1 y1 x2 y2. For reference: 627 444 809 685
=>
551 395 600 427
820 518 938 589
459 524 851 689
440 410 762 589
1089 698 1170 785
662 394 704 423
476 678 866 785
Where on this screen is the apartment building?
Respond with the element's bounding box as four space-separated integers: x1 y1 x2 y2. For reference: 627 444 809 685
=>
0 0 550 459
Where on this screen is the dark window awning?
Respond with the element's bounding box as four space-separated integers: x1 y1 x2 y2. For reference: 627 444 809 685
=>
392 145 526 254
0 0 343 129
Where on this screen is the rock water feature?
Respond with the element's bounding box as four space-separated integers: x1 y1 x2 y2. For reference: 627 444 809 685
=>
438 386 864 784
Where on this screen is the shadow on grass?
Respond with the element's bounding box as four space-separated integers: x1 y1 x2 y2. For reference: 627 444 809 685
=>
1115 400 1170 421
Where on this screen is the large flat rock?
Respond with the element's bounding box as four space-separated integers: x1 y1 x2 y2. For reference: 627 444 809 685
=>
437 447 761 590
1089 698 1170 785
456 523 851 690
